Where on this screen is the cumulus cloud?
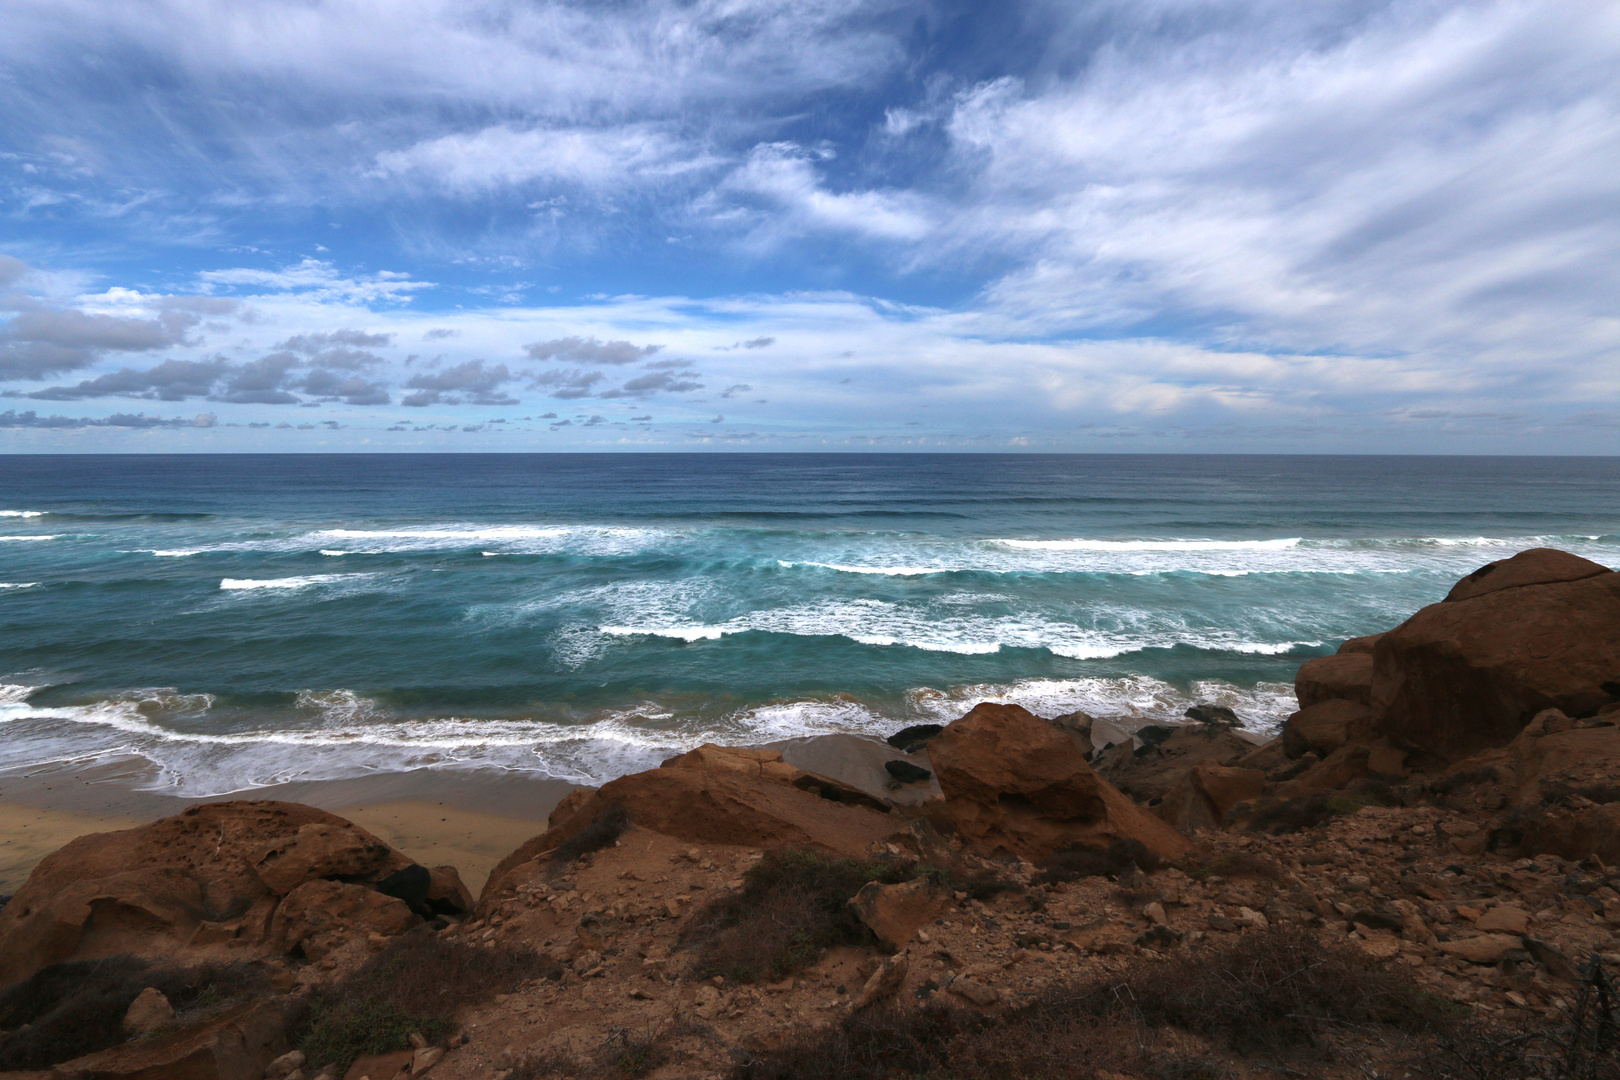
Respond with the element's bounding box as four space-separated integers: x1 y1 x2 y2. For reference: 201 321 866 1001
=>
600 370 703 397
402 359 517 405
0 275 239 380
15 357 230 400
278 329 393 353
300 369 390 405
524 337 662 365
213 352 301 405
0 409 216 428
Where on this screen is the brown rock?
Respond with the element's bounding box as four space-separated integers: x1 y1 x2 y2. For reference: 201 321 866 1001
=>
926 703 1191 862
426 865 473 914
122 986 176 1035
850 877 949 950
1338 633 1384 655
1475 906 1529 934
1093 723 1256 803
850 953 909 1011
1272 744 1371 799
1444 547 1611 603
56 998 292 1080
250 822 400 896
481 762 899 905
1282 699 1375 760
1296 652 1373 709
949 976 999 1006
0 801 416 987
1372 552 1620 762
1156 763 1265 831
343 1050 414 1080
1438 934 1521 964
271 879 416 960
1518 802 1620 863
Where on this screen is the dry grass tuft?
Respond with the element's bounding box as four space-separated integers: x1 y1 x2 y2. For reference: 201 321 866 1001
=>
296 930 560 1075
551 804 632 872
680 849 919 983
1034 838 1161 885
727 927 1460 1080
0 956 270 1071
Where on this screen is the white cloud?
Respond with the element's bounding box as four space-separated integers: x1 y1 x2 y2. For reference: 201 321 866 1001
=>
198 259 433 305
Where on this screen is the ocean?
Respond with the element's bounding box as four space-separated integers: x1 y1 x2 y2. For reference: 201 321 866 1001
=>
1 453 1616 797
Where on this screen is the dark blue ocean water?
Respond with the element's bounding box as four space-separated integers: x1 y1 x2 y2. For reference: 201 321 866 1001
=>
2 454 1617 795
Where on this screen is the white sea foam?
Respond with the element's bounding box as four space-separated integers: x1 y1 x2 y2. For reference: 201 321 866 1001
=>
150 549 202 557
0 582 39 589
994 537 1303 552
305 523 666 556
779 561 952 576
219 573 375 591
599 597 1323 659
0 535 57 542
0 511 46 518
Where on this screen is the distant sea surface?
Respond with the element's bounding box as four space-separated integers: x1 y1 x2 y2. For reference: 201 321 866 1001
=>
2 454 1617 797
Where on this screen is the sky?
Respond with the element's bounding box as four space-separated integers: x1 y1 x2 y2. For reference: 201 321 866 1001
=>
0 0 1617 453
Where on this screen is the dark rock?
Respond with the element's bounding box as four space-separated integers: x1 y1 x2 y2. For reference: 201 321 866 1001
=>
1184 704 1239 728
884 760 932 784
886 724 945 753
376 863 433 916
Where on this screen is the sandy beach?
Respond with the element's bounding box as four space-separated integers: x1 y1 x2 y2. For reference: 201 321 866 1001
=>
0 757 577 894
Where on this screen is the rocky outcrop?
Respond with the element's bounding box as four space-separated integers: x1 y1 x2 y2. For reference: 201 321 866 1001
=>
1093 723 1258 804
926 703 1191 861
0 801 447 987
51 998 294 1080
481 752 900 905
270 879 416 961
1371 549 1620 763
1282 698 1375 759
1443 546 1611 603
850 877 950 951
1156 762 1265 831
1295 651 1373 709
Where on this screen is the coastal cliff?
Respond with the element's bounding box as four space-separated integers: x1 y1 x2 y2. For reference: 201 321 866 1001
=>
1 547 1617 1080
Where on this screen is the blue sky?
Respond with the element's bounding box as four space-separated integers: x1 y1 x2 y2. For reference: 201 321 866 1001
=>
1 0 1616 452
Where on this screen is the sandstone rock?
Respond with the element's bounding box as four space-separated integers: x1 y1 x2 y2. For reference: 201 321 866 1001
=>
250 823 400 897
411 1046 446 1074
850 953 908 1011
927 703 1190 861
1338 633 1384 655
426 865 473 914
1438 933 1521 964
123 986 176 1035
271 879 416 960
1295 652 1373 709
949 976 999 1006
266 1049 306 1077
1156 763 1265 831
1518 802 1620 863
1093 723 1256 804
481 762 899 905
1475 906 1529 934
1371 552 1620 762
1272 744 1370 800
0 801 417 987
850 877 949 950
1444 547 1611 603
56 998 292 1080
343 1049 414 1080
1282 699 1375 760
1045 710 1095 757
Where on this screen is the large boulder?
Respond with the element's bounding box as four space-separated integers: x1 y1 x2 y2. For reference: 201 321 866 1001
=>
51 998 294 1080
1282 699 1375 759
270 879 416 961
0 802 423 987
481 757 900 905
1444 547 1611 603
1295 652 1373 709
1156 763 1266 831
925 703 1191 861
1371 549 1620 763
1092 723 1257 803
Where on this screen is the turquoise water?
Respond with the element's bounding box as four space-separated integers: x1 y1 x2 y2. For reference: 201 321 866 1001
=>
1 453 1616 795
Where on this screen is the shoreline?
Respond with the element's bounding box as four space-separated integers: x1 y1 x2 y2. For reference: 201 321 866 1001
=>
0 757 579 894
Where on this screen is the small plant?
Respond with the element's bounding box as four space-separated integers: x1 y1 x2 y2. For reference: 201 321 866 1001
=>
680 849 920 983
0 956 269 1070
1244 791 1365 833
296 932 560 1075
1034 838 1161 884
550 804 632 873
